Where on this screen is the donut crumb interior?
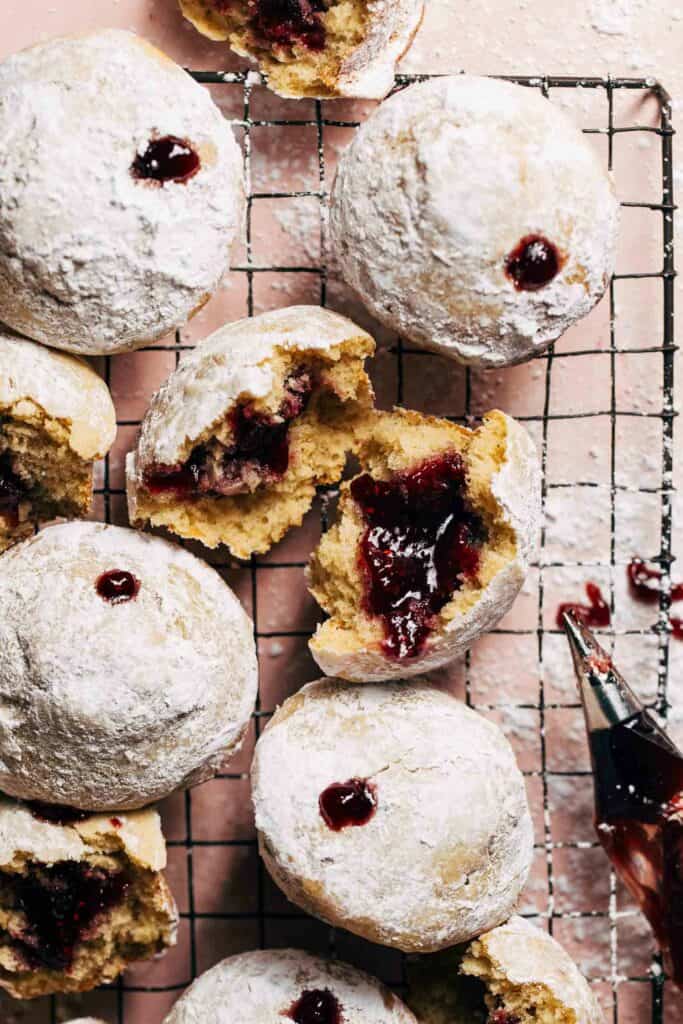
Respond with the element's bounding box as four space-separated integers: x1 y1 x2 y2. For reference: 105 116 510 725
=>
0 404 95 553
308 408 518 666
131 335 374 560
179 0 370 97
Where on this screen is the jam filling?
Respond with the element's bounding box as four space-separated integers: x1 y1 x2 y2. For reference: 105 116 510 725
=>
556 582 610 630
351 452 485 660
25 802 90 826
144 369 314 500
488 1013 521 1024
96 570 141 605
287 988 342 1024
319 778 377 831
504 234 561 292
250 0 328 51
3 862 129 971
0 454 26 528
132 136 200 184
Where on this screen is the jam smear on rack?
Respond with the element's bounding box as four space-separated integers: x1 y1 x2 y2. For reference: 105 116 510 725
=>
96 570 141 605
504 235 561 292
556 582 610 630
25 802 90 826
132 136 200 184
144 369 313 499
0 455 26 528
253 0 328 51
319 778 377 832
287 988 342 1024
5 862 129 970
590 712 683 985
351 451 485 660
628 556 683 604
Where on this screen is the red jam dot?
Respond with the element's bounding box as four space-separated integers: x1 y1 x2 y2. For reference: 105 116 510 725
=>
319 778 377 832
504 234 561 292
288 988 342 1024
556 582 610 630
351 451 485 661
144 369 313 500
25 802 90 826
96 570 141 605
110 817 123 829
3 862 129 971
132 136 201 184
253 0 327 51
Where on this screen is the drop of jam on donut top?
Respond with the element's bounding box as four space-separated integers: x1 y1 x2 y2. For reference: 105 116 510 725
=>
0 454 26 528
504 235 562 292
132 135 201 185
351 451 486 661
251 0 328 51
556 582 610 630
24 801 90 826
287 987 342 1024
319 778 377 832
144 368 314 499
96 569 141 605
3 861 129 971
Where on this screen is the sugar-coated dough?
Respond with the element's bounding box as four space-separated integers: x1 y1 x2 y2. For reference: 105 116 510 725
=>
252 680 533 952
0 331 116 461
330 75 619 366
164 948 418 1022
0 30 244 355
178 0 424 99
0 796 177 999
462 916 604 1023
308 409 541 682
0 522 257 810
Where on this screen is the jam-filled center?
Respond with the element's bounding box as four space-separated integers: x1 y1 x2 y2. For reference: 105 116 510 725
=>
250 0 328 51
144 369 314 500
287 987 342 1024
319 778 377 831
505 234 561 292
0 454 27 528
96 570 141 605
488 1013 521 1024
132 136 201 184
2 862 129 971
351 451 485 660
25 802 90 826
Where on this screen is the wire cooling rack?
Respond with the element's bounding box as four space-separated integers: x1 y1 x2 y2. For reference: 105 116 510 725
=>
39 73 676 1024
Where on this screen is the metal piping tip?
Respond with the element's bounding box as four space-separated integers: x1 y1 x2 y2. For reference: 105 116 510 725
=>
561 612 643 735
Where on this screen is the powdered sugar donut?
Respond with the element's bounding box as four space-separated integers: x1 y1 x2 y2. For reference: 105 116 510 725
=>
164 948 417 1023
0 796 177 999
330 75 619 366
0 30 244 356
308 408 540 681
179 0 424 99
0 330 116 552
126 305 375 559
0 522 257 811
252 680 533 952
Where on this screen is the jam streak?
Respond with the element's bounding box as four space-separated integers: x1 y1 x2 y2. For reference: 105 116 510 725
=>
556 582 610 630
319 778 377 832
351 451 485 660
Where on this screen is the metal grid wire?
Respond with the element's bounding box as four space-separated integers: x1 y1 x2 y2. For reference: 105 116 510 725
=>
63 73 676 1024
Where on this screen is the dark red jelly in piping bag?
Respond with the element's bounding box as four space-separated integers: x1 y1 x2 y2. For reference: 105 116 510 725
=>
351 451 485 661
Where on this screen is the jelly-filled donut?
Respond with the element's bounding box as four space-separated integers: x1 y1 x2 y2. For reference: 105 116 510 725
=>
178 0 424 99
0 522 257 810
0 30 244 355
0 796 176 999
127 306 375 560
164 948 417 1023
408 916 603 1024
0 331 116 553
330 75 619 366
252 680 533 952
307 408 540 681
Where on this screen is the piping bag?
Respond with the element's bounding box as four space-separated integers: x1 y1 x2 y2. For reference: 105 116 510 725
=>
563 612 683 985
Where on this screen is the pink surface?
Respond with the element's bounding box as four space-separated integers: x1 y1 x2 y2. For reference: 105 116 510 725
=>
0 3 680 1024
